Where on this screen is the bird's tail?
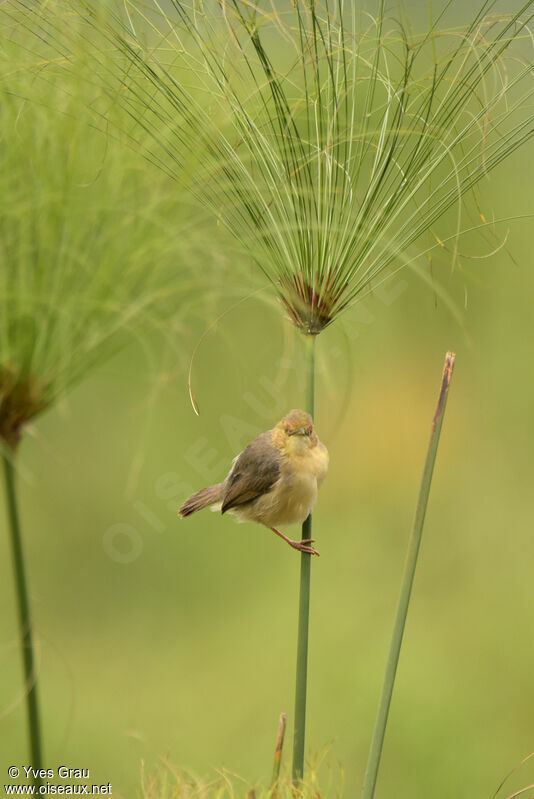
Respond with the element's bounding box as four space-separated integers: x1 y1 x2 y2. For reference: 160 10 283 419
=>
178 484 224 518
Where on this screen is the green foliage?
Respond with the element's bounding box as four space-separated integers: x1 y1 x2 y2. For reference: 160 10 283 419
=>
18 0 534 333
140 759 341 799
0 28 195 443
1 3 534 796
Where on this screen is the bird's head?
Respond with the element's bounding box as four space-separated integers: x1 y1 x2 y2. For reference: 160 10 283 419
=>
275 409 317 452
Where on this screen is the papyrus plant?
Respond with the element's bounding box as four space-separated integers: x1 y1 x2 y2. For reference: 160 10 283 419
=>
12 0 534 785
0 43 188 783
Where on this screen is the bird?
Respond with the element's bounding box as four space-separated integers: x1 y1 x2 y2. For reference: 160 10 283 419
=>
178 409 329 556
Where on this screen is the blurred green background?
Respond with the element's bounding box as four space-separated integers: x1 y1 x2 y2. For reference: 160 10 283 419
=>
2 3 534 799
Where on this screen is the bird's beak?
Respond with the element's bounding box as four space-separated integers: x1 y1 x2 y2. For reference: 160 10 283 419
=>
289 427 306 436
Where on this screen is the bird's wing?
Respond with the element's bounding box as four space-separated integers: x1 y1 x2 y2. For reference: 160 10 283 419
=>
221 431 281 514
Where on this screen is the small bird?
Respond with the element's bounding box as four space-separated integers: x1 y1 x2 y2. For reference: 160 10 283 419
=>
179 409 329 556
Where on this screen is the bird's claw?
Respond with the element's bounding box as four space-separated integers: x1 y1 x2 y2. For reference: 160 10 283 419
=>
290 539 320 556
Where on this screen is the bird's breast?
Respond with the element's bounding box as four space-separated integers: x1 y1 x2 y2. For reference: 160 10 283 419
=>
228 438 329 528
255 467 317 527
244 444 328 527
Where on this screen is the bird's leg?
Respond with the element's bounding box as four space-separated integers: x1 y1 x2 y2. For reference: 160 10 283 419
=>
269 527 320 557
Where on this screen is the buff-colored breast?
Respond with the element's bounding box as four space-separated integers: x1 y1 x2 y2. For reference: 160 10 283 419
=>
230 438 329 528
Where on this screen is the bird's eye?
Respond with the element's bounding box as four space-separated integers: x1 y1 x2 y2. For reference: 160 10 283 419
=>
306 428 312 436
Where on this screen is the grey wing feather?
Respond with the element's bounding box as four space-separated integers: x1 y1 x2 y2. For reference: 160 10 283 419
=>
221 431 280 513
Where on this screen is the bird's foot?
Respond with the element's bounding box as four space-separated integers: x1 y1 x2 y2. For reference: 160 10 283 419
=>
269 527 320 556
288 538 320 556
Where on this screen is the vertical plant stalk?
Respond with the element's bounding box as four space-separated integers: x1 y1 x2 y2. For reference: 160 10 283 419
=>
361 351 456 799
271 712 287 790
292 333 316 784
2 447 43 787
